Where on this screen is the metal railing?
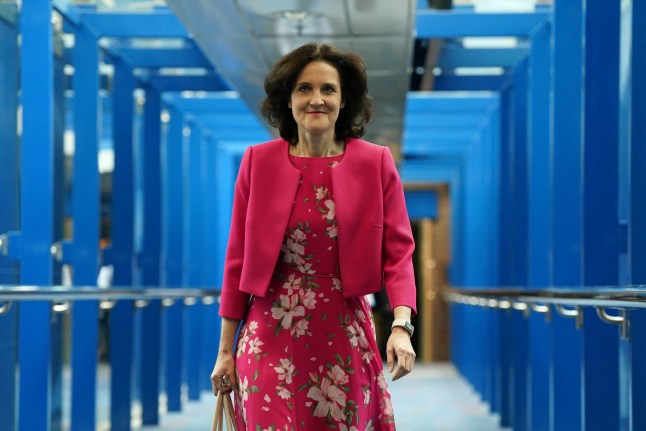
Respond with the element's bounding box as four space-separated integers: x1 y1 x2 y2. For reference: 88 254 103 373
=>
0 285 221 316
445 286 646 340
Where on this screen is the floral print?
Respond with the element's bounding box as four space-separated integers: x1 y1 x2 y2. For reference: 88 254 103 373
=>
234 153 396 430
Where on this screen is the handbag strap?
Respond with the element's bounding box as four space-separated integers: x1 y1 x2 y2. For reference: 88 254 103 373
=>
211 391 224 431
211 391 237 431
224 393 236 430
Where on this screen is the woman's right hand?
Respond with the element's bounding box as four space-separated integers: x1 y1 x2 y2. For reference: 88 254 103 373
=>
211 352 238 395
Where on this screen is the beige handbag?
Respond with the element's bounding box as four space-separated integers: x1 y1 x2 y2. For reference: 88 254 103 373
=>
211 390 237 431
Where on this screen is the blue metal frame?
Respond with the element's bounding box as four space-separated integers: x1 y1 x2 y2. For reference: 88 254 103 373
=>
70 21 101 431
525 20 552 431
416 8 551 38
629 2 646 428
582 2 621 430
400 92 502 423
631 0 646 286
401 92 501 289
78 8 188 38
0 13 19 431
51 36 68 431
551 2 585 430
184 120 207 401
438 46 528 69
6 3 644 431
108 56 137 431
17 1 55 430
105 44 211 69
414 7 553 431
161 102 185 412
138 84 163 425
201 138 220 392
404 191 438 220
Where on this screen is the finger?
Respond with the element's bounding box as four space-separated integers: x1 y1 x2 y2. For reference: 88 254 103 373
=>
386 345 395 373
404 352 414 372
392 363 406 381
392 353 412 381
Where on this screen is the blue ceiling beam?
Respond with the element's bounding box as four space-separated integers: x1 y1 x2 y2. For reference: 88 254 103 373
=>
163 93 250 112
104 45 212 69
438 47 528 68
405 114 485 128
416 8 551 38
407 92 499 110
142 74 231 93
433 75 511 92
78 8 188 38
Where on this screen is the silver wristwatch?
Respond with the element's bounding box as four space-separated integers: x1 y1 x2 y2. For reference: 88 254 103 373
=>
391 319 414 337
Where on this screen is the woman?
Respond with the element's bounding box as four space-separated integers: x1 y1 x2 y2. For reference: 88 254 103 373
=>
211 43 417 431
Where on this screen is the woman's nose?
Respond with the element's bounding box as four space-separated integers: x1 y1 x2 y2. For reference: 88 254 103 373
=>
309 91 324 106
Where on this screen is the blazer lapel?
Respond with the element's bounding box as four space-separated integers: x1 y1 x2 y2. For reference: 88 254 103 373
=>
247 141 301 289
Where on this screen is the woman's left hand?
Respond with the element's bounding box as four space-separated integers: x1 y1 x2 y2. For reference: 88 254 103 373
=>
386 328 416 381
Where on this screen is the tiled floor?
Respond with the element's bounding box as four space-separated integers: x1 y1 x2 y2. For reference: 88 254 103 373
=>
141 363 506 431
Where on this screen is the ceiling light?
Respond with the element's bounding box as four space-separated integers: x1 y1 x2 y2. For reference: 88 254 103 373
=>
272 10 324 21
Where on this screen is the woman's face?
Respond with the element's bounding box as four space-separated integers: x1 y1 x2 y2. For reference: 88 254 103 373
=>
289 61 345 140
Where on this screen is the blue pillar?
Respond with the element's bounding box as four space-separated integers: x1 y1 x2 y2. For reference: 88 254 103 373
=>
18 1 55 429
70 22 100 431
184 123 206 400
628 1 646 429
582 1 621 430
618 1 632 428
551 1 585 430
108 56 136 431
139 84 163 425
0 12 19 431
525 21 552 431
161 102 185 411
201 138 219 391
496 57 529 429
51 36 67 431
630 0 646 286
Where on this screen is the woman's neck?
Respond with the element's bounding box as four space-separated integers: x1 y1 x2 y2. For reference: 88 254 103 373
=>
291 133 344 157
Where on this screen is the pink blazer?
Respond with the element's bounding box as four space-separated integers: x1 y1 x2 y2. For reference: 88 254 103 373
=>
219 138 417 320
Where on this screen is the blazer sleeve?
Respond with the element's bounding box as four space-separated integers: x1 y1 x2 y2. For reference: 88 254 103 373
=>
381 147 417 315
219 146 252 319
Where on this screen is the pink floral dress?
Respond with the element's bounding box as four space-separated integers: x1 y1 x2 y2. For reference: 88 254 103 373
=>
233 153 397 431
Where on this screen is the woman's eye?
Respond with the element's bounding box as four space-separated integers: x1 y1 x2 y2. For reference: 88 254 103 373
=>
323 86 335 93
297 85 309 92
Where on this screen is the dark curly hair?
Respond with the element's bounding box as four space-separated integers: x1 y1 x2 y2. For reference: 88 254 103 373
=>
261 43 373 144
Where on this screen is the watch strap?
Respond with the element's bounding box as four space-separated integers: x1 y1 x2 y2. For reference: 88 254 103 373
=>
391 319 414 336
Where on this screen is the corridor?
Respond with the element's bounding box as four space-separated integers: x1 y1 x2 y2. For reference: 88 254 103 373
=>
2 0 645 430
138 364 505 431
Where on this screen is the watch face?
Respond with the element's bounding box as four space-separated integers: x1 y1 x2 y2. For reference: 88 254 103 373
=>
404 322 414 335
